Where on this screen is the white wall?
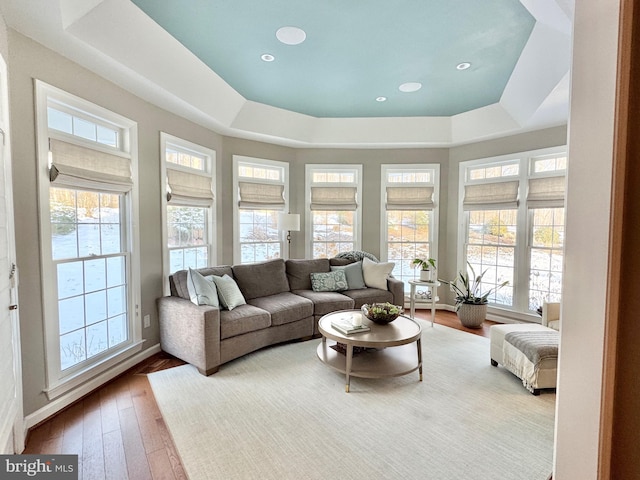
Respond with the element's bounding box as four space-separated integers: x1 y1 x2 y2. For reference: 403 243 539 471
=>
553 0 620 478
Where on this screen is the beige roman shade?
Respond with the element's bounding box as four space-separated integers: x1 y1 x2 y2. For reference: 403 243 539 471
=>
238 181 285 209
166 169 214 206
310 186 357 211
386 186 434 210
526 176 566 208
463 180 519 211
49 138 132 192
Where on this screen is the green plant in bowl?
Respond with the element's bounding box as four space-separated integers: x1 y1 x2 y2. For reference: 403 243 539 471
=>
361 302 404 324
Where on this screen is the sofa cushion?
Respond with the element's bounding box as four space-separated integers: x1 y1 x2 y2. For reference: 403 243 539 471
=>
329 257 354 267
342 288 394 308
247 292 313 326
330 261 366 289
286 258 331 290
311 270 348 292
186 268 219 307
211 274 246 311
220 304 271 340
362 257 394 290
171 266 234 300
233 259 290 301
292 290 355 316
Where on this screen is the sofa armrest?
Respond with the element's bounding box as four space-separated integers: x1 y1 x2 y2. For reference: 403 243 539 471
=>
157 296 222 375
387 277 404 306
542 301 561 331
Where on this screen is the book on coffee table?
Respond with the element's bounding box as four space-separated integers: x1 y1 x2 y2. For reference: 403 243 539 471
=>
331 317 370 335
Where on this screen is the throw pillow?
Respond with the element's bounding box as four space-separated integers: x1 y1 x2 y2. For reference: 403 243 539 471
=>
330 261 366 289
211 274 246 310
186 268 219 307
362 257 395 291
310 270 349 292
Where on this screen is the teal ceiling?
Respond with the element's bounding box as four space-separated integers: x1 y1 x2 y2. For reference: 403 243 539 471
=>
131 0 535 118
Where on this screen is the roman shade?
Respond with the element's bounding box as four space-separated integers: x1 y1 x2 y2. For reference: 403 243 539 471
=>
463 180 519 211
310 186 357 211
166 169 214 206
386 186 434 210
526 176 566 208
49 138 132 193
238 181 285 209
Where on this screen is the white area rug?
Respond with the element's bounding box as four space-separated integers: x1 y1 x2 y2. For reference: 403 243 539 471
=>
149 322 555 480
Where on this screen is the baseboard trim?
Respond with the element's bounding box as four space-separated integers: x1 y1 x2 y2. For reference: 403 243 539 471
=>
23 343 161 433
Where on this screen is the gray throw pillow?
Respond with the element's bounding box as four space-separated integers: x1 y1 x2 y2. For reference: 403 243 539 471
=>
310 270 349 292
211 274 246 310
330 261 366 290
187 268 219 307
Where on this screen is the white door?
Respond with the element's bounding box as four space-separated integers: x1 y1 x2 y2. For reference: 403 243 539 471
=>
0 53 23 454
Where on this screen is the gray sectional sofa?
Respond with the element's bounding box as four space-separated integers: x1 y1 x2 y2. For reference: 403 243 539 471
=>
157 257 404 375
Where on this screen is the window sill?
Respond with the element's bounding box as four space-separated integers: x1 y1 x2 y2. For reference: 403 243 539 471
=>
44 340 144 401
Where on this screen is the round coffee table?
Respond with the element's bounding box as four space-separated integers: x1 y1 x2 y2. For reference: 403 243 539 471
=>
317 309 423 392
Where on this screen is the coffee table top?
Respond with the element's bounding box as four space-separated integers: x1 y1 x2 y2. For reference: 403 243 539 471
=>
318 309 422 348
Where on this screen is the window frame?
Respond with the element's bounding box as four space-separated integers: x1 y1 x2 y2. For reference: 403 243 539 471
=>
35 80 142 400
304 164 363 259
160 133 216 293
380 164 440 294
458 146 567 320
233 155 290 264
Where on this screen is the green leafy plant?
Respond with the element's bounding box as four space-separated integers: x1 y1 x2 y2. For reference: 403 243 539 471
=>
411 257 436 271
439 262 509 311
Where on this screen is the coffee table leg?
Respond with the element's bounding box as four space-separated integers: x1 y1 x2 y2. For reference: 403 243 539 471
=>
417 338 423 381
345 344 353 393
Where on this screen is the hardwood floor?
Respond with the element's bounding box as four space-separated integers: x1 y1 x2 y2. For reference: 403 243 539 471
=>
22 309 492 479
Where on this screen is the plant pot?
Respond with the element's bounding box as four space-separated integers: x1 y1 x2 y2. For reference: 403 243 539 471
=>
456 303 488 328
419 270 431 281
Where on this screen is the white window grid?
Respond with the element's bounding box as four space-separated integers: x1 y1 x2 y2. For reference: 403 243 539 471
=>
459 146 567 318
305 164 362 259
161 134 216 284
233 156 289 265
36 80 141 399
381 164 439 294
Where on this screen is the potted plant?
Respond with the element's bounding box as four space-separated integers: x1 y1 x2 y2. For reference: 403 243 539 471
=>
439 262 509 328
411 257 436 281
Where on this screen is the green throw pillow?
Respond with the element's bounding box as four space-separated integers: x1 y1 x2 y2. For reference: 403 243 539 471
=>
330 261 366 290
211 274 246 311
186 268 219 307
310 270 349 292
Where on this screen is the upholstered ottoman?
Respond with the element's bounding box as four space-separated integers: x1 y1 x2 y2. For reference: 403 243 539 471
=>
490 323 559 395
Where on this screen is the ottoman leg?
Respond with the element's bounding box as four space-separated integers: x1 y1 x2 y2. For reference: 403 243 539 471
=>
490 359 498 367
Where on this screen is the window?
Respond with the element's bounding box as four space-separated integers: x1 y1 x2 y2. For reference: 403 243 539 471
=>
381 165 439 293
305 165 362 259
161 134 216 286
459 148 567 317
36 81 141 398
233 156 289 264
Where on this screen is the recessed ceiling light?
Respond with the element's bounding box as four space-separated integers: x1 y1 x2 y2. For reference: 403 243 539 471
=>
276 26 306 45
376 96 387 102
456 62 471 70
399 82 422 93
261 53 275 62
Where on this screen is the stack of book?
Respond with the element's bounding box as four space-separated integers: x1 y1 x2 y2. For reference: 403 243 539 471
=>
331 316 370 335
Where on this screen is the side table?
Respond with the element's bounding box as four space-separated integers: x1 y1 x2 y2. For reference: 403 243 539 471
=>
408 280 440 327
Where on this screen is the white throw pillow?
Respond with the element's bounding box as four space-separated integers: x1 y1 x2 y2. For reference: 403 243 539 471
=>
211 274 246 311
187 268 219 307
362 257 394 291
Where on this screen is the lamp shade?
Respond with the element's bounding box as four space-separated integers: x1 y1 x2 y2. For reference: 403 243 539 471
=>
278 213 300 231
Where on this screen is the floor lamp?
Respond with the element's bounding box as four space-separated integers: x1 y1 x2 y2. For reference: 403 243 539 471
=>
278 212 300 259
